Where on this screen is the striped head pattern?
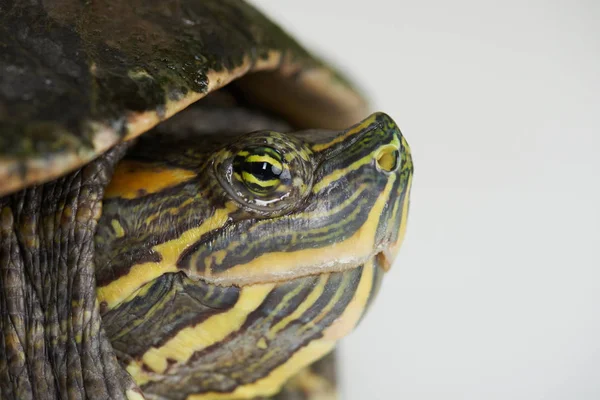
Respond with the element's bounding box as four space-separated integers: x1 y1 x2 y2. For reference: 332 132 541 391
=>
95 112 413 399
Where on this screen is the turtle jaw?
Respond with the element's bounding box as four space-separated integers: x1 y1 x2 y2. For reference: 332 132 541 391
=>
375 239 404 272
187 112 413 286
170 112 414 287
94 112 412 310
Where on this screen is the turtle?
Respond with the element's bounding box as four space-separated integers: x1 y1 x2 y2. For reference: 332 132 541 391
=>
0 1 413 399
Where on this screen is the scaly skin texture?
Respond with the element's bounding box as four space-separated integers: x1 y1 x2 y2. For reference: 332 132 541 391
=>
0 145 140 399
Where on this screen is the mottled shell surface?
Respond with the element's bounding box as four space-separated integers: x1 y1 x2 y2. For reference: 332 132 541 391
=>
0 0 366 195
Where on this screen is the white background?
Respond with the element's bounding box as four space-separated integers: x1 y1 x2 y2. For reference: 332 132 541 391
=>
250 1 600 399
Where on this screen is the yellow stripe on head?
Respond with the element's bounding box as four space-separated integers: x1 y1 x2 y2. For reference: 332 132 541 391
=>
97 201 239 310
311 113 379 152
201 176 396 286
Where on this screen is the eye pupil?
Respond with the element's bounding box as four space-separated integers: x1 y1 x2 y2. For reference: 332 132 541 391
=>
249 161 282 181
232 147 285 197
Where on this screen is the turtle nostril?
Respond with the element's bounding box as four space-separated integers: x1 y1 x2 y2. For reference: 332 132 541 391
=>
375 146 399 172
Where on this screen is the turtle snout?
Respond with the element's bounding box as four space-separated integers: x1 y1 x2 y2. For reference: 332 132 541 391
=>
379 134 413 271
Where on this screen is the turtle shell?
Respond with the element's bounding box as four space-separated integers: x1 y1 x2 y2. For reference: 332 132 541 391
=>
0 0 367 196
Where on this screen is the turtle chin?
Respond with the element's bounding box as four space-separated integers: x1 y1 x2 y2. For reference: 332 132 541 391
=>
104 256 383 400
321 254 387 339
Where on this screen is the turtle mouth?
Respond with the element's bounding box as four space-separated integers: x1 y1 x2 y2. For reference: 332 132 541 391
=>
375 248 394 272
374 230 406 272
190 248 394 288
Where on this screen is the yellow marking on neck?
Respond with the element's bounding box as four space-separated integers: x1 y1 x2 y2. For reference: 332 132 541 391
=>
186 338 334 400
268 274 328 338
184 267 370 399
322 260 374 340
203 266 374 399
206 176 396 285
126 283 274 385
311 114 378 152
96 201 239 310
111 219 125 238
298 271 354 335
105 161 196 200
257 337 268 349
108 278 182 343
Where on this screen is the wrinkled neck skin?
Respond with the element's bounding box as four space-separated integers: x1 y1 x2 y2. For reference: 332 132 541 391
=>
94 107 412 399
0 145 141 400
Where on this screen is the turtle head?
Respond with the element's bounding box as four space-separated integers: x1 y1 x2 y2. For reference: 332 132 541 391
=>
199 111 413 284
95 112 412 398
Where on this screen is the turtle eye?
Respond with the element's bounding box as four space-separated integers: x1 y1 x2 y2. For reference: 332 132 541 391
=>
213 132 313 215
233 147 286 196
